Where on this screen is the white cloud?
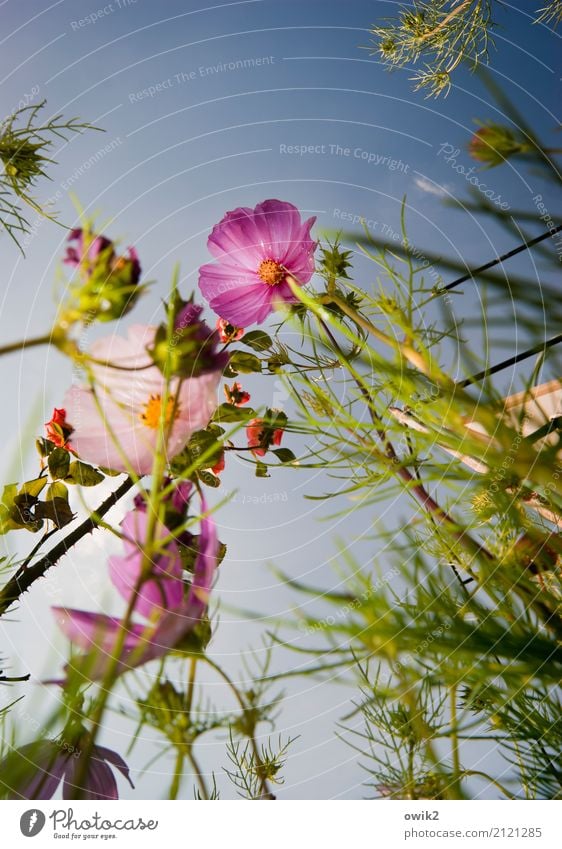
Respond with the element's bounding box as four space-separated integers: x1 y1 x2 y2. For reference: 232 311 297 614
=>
413 175 448 197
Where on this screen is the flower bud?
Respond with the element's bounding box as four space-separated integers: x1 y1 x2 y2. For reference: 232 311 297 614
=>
216 317 245 343
246 409 287 457
150 295 229 379
45 407 73 448
469 123 529 168
61 227 142 324
224 381 251 407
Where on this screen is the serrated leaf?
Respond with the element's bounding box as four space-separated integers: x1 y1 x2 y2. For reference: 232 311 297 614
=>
189 429 222 456
48 447 70 480
179 535 227 572
272 448 297 464
36 497 74 529
46 481 68 501
1 484 18 508
1 514 42 534
241 330 273 352
0 488 22 534
206 423 225 437
66 461 104 487
265 408 288 430
226 350 262 375
223 361 238 378
172 427 224 477
36 437 55 458
173 614 212 654
0 483 44 533
213 403 256 423
20 477 48 498
0 514 18 535
197 469 221 488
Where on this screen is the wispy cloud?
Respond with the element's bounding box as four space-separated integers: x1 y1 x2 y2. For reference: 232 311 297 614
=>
413 175 448 197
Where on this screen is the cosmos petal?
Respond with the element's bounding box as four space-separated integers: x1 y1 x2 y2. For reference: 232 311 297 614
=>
63 758 118 800
7 742 67 800
94 746 135 788
52 607 146 653
63 323 222 476
199 199 317 327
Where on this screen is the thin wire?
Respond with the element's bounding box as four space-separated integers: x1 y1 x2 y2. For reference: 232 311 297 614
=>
459 333 562 387
440 224 562 384
444 224 562 291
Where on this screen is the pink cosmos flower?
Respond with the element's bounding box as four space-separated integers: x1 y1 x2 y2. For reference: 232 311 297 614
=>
4 739 133 800
63 324 221 476
107 509 184 618
199 199 317 326
52 502 218 681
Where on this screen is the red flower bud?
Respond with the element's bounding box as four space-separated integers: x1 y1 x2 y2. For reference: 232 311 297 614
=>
216 318 244 343
224 381 251 407
45 408 74 448
246 417 284 457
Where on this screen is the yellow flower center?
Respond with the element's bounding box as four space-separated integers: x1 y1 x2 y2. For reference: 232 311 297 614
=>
140 394 177 429
258 258 285 286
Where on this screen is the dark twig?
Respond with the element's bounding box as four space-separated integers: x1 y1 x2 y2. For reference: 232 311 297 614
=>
0 672 30 683
0 476 135 617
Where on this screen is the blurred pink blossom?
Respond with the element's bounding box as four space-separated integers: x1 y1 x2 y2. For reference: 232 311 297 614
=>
63 324 221 476
53 501 218 681
5 739 133 800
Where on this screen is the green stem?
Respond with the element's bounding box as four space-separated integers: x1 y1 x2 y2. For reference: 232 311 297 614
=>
71 581 142 797
449 684 463 799
317 291 429 374
169 750 184 800
186 656 197 714
204 657 275 800
0 333 52 357
188 750 209 800
460 770 516 799
64 273 182 797
182 656 209 799
139 268 180 575
318 316 489 575
406 740 416 799
399 683 458 800
415 0 473 44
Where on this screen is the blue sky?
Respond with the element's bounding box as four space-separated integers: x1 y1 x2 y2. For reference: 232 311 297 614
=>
0 0 560 799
